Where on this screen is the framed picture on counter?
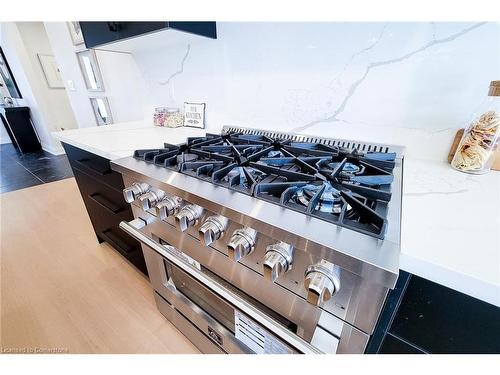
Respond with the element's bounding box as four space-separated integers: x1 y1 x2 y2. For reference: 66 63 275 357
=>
90 97 113 126
183 102 206 129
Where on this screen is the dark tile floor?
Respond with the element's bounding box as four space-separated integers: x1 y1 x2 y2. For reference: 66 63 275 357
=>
0 142 73 193
368 273 500 354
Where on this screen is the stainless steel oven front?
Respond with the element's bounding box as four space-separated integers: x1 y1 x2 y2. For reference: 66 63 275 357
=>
120 207 369 354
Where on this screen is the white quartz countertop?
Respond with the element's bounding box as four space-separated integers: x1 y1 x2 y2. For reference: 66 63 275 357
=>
53 121 500 307
52 120 216 160
401 158 499 307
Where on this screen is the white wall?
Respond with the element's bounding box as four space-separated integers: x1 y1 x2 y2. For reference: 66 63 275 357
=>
0 22 78 153
44 22 146 129
16 22 78 133
0 109 11 144
131 22 500 162
0 73 12 143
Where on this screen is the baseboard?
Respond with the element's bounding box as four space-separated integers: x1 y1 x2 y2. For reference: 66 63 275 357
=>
41 142 65 156
0 138 65 155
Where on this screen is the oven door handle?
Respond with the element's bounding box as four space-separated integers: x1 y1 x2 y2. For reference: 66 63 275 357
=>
119 220 322 354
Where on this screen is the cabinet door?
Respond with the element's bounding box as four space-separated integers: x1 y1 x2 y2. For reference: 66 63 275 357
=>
119 22 168 40
80 21 216 49
80 22 124 48
80 22 168 48
169 22 217 39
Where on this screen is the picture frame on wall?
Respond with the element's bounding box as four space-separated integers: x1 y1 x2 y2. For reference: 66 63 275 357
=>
90 97 113 126
67 22 84 46
37 54 65 89
0 47 22 98
77 49 104 92
183 102 206 129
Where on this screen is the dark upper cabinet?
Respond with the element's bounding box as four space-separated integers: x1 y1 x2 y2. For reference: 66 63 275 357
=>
168 22 217 39
79 22 216 49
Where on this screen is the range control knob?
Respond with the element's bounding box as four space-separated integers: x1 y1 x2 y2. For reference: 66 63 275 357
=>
227 228 257 262
263 242 294 282
199 216 229 246
139 190 165 211
174 205 204 232
304 260 341 306
123 182 150 203
156 196 182 220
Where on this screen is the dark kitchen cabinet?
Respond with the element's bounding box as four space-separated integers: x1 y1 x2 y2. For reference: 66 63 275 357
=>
367 272 500 354
79 21 216 49
62 142 148 276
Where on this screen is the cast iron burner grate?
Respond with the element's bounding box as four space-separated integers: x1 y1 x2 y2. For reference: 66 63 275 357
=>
132 131 398 239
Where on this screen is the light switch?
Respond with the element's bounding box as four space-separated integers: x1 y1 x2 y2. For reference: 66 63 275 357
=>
66 80 76 91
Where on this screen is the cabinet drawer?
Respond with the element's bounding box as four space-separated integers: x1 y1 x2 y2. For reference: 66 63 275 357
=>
63 143 125 190
73 169 131 233
73 168 127 212
99 226 147 275
100 226 140 255
63 142 147 276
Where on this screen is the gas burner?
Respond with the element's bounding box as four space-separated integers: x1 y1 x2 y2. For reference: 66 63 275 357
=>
223 167 242 184
294 183 341 213
267 150 286 158
213 164 269 195
337 162 365 176
223 167 266 189
177 153 198 163
292 182 353 215
245 167 266 184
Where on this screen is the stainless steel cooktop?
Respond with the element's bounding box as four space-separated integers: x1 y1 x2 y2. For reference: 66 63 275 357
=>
131 126 404 240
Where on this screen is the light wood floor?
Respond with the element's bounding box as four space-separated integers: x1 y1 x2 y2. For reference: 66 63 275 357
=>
0 178 199 354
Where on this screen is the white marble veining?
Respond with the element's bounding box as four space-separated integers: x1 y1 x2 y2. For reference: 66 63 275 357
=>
52 122 500 306
132 22 500 162
291 23 487 132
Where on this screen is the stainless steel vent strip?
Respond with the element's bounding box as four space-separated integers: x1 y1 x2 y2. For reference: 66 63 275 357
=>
119 220 322 354
221 125 405 158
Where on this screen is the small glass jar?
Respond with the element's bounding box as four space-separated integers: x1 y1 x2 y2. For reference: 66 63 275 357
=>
153 107 167 127
451 81 500 174
164 108 184 128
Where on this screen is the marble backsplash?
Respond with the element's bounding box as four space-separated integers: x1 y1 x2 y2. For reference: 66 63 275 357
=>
132 22 500 161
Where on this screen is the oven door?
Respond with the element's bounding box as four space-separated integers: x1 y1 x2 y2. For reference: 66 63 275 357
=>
120 220 323 354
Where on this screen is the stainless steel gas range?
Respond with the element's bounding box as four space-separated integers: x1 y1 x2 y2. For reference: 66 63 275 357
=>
111 126 404 354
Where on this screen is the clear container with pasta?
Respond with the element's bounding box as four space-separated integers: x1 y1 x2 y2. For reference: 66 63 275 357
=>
164 108 184 128
451 81 500 174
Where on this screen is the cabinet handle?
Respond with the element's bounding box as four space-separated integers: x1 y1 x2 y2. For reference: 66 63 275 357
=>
89 193 122 214
100 229 136 254
107 22 122 32
74 158 112 176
